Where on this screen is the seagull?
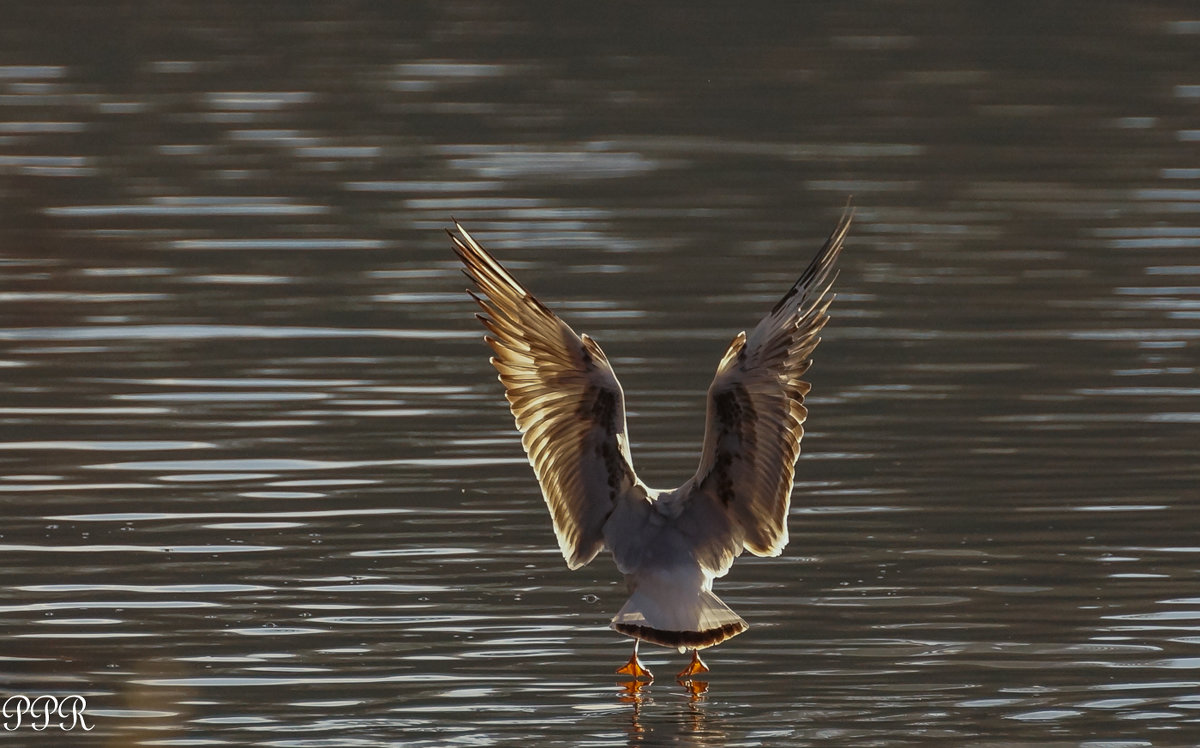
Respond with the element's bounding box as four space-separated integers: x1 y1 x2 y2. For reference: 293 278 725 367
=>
450 208 851 680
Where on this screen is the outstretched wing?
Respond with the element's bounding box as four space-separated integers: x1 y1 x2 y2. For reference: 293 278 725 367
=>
689 208 851 559
450 223 645 569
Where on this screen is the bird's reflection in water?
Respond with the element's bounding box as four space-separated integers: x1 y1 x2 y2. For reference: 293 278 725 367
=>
617 678 726 747
617 677 652 707
680 679 709 700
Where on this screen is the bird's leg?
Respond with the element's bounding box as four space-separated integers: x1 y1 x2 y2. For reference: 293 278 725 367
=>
616 640 653 679
676 649 710 679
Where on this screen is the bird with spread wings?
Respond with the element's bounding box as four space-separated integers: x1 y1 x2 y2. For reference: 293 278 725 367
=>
450 208 851 681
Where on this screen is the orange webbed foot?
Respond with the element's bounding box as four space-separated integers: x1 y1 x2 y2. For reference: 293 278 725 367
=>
676 649 710 680
616 654 653 679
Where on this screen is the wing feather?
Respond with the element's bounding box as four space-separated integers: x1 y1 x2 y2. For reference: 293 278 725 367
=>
450 223 644 569
690 208 852 561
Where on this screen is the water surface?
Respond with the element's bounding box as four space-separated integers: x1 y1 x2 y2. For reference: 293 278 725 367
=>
2 2 1199 745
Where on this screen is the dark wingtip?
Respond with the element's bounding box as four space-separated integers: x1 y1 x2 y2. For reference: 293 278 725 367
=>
768 203 852 316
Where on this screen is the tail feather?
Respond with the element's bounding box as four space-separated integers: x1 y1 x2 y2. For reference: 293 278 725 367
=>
610 583 748 652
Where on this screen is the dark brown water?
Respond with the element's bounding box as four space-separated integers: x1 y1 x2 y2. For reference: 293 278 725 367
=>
2 2 1199 745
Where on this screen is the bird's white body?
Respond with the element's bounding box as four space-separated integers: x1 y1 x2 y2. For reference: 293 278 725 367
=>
450 210 851 663
606 482 749 651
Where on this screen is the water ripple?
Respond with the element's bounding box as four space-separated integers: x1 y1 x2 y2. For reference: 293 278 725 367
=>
0 325 473 341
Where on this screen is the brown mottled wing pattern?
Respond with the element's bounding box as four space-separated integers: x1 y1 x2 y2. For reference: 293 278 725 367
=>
691 209 851 558
449 223 644 570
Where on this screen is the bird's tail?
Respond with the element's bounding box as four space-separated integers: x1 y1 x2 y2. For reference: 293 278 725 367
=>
610 579 748 652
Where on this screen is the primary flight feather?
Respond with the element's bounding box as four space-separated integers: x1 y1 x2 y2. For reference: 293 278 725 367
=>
450 208 851 680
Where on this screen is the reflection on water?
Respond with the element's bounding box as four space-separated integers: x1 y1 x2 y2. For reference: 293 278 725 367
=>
2 1 1199 745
